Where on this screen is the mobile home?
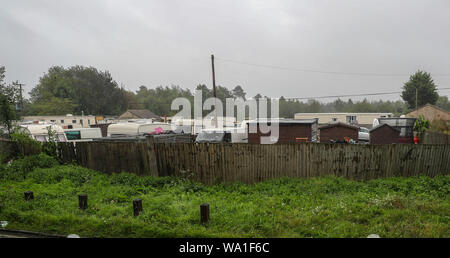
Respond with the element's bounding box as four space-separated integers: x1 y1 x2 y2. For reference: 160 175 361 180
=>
20 123 68 142
107 122 176 137
64 128 102 142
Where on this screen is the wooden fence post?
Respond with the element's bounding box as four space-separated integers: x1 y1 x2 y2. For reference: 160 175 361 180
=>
146 135 160 176
24 191 34 201
200 203 210 223
78 194 88 210
133 199 143 216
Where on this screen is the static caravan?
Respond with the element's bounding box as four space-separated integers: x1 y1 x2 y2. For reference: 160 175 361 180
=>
64 128 102 142
20 124 68 142
107 122 176 137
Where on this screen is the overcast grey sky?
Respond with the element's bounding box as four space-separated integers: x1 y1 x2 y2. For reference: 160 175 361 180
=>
1 0 450 101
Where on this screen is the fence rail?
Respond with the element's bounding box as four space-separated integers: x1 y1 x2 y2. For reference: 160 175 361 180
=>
1 138 449 184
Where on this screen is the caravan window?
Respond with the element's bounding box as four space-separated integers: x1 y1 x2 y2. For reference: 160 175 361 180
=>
56 134 67 142
35 135 47 142
346 116 357 123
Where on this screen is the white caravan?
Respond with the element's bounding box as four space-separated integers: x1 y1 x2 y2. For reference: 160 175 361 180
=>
107 122 176 137
20 123 68 142
64 128 102 142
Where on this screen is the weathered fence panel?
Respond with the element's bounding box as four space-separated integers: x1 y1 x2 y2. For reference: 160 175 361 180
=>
0 139 41 161
2 138 449 184
73 141 158 176
154 143 450 184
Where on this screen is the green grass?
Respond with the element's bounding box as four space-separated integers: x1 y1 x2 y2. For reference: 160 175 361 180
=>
0 154 449 238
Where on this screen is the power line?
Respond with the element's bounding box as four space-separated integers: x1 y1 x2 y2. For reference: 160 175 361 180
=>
215 57 450 77
126 87 450 102
283 87 450 100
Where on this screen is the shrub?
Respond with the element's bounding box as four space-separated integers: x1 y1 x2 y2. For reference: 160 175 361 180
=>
28 165 103 186
109 172 183 188
0 153 59 180
109 172 143 187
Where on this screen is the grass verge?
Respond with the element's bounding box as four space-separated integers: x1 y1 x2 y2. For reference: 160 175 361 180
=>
0 154 449 237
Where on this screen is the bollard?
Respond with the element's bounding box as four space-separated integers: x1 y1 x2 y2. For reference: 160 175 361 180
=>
133 199 143 217
24 191 34 201
200 203 210 223
78 194 88 210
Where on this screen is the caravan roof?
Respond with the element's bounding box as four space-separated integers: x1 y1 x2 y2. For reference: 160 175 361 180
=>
21 124 65 134
107 122 176 136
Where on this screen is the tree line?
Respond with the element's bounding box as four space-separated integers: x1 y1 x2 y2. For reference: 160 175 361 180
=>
1 65 449 126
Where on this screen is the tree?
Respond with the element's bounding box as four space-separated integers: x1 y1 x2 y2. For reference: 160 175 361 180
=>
29 65 128 115
130 85 194 117
232 85 246 100
414 115 430 138
0 66 20 105
0 93 17 135
29 97 77 115
0 66 19 135
436 96 450 111
401 70 439 110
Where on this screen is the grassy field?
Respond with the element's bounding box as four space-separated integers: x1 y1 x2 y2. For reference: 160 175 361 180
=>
0 154 449 238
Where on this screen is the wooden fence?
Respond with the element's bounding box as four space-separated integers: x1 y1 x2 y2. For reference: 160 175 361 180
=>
0 139 41 162
59 140 158 176
154 143 450 183
2 138 450 183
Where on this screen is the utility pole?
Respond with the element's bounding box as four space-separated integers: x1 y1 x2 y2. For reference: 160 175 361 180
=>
415 88 418 111
211 54 218 128
15 81 24 115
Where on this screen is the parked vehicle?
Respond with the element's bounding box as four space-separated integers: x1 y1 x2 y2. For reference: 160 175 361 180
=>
64 128 102 142
20 123 67 142
195 127 248 143
196 130 232 143
358 127 370 142
107 122 176 137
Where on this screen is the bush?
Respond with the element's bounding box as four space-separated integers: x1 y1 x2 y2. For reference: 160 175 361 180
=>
28 165 103 186
109 172 183 188
0 153 59 180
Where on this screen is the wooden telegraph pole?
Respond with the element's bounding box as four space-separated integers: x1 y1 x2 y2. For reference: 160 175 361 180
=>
415 88 418 111
14 81 24 115
211 55 218 128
